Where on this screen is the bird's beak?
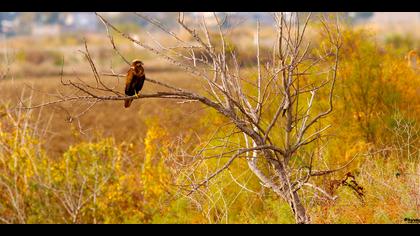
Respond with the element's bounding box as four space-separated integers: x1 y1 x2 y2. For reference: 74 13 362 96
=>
130 66 135 69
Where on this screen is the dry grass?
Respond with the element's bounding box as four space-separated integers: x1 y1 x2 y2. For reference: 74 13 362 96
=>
0 70 207 156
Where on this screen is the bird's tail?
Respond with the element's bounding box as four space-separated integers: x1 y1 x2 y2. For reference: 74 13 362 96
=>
124 98 133 108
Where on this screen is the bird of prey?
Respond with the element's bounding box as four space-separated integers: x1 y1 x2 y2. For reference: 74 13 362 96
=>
124 59 146 108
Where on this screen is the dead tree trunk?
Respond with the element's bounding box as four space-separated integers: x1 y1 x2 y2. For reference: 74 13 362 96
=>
26 12 346 224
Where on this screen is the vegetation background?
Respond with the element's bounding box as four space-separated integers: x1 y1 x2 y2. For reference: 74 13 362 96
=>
0 12 419 223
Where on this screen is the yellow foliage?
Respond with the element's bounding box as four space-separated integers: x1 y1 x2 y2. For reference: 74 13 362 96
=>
139 119 172 219
1 26 419 224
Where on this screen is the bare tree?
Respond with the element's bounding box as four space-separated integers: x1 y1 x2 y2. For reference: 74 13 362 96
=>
24 12 350 223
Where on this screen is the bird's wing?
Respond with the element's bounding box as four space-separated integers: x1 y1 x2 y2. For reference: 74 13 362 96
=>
125 69 134 94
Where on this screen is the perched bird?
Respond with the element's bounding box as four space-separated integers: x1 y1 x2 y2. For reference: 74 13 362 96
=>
124 59 146 108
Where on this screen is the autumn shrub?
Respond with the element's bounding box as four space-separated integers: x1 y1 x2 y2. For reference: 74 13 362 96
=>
333 28 419 148
0 108 176 223
306 28 420 223
0 107 50 223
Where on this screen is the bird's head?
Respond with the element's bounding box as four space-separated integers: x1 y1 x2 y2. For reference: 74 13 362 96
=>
130 59 144 70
